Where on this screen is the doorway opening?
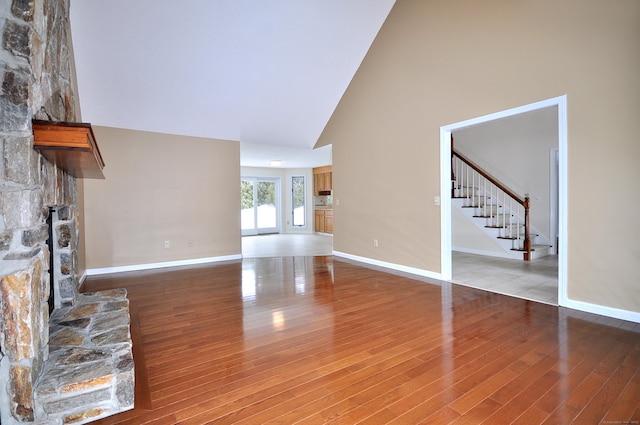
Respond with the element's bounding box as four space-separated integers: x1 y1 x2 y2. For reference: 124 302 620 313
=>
241 177 281 236
440 96 568 306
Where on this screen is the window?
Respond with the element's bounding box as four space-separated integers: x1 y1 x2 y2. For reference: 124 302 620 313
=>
292 176 305 226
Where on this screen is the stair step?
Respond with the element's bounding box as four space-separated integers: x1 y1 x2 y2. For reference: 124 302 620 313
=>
452 191 551 261
452 188 479 198
497 233 539 240
511 244 551 252
460 202 502 210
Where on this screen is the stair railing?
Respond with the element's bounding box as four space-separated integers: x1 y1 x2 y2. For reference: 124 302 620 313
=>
452 148 531 260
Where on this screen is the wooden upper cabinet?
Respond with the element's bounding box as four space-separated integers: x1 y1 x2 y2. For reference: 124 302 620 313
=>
32 120 105 179
323 172 332 191
313 165 332 195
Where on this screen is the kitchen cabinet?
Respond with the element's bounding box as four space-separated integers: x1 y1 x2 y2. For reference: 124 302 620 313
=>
324 209 333 233
315 209 333 234
315 210 325 233
313 165 332 195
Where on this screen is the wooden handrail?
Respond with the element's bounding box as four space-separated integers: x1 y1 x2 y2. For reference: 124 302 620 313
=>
453 149 524 205
452 147 531 260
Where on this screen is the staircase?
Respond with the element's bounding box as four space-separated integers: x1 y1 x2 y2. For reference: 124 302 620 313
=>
452 146 551 261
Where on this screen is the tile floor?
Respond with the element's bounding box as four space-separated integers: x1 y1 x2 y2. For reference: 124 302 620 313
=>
452 251 558 305
242 233 333 258
241 234 558 305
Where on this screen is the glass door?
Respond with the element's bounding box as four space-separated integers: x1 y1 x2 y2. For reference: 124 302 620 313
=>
241 177 279 236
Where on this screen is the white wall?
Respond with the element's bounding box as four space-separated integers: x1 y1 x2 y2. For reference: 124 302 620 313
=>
452 206 508 256
454 106 558 244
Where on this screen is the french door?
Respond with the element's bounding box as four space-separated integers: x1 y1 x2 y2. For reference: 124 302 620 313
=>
241 177 280 236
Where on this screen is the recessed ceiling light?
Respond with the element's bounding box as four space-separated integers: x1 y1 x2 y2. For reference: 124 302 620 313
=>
269 160 284 166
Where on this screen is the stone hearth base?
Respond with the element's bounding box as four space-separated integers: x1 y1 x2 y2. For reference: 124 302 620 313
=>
35 289 134 424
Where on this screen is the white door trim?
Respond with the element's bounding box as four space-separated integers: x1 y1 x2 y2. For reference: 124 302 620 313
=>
440 95 568 306
550 147 559 255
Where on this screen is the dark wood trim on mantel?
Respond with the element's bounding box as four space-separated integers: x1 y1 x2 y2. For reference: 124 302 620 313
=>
32 120 105 179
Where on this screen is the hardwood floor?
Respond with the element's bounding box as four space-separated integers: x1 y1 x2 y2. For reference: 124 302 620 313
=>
83 257 640 424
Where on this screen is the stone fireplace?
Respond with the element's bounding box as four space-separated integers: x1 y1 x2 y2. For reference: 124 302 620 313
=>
1 1 133 423
46 206 78 311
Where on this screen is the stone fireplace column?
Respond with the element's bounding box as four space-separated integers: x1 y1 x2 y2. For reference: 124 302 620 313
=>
1 257 47 422
0 0 83 423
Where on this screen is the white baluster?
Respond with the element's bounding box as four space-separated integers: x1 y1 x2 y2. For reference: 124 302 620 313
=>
456 158 459 197
516 203 521 248
484 178 487 215
503 190 507 230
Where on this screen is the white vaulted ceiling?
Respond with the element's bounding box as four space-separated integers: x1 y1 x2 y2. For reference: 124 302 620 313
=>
70 0 395 167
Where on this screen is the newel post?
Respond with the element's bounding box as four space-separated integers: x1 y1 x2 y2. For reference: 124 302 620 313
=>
451 135 456 197
523 194 531 261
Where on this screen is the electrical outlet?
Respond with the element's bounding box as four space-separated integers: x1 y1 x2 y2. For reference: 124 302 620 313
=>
188 240 194 247
434 196 440 206
164 240 170 249
373 239 378 248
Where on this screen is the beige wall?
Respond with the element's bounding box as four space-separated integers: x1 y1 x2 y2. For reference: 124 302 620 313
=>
318 0 640 313
83 127 241 269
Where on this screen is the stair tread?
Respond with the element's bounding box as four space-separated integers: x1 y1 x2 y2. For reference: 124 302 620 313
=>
511 244 551 252
497 234 539 240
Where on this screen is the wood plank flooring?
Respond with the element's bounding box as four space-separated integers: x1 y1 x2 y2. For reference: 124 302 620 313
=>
82 256 640 424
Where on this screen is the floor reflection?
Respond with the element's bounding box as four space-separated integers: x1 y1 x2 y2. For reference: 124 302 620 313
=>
241 256 336 344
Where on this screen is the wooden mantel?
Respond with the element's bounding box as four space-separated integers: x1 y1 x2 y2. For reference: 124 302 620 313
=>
32 120 105 179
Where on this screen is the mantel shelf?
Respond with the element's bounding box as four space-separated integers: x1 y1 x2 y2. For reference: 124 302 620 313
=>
32 120 105 179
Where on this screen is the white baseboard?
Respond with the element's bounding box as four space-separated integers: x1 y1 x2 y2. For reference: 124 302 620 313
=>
333 251 640 324
85 254 243 276
564 298 640 324
82 251 640 325
333 251 442 281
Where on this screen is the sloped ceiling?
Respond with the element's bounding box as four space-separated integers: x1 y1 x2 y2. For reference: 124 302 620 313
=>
69 0 395 167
